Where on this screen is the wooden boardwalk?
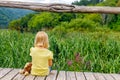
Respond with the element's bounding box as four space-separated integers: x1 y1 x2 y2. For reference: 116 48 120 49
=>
0 68 120 80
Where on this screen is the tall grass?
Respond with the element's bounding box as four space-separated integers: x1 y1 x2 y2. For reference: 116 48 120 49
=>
0 30 34 68
0 29 120 73
49 31 120 73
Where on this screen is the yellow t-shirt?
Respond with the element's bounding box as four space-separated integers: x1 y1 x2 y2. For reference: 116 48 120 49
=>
30 47 53 76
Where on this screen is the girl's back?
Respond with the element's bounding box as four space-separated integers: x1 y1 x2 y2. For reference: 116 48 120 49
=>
30 47 53 76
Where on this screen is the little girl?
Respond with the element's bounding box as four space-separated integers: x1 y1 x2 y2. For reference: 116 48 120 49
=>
30 31 53 76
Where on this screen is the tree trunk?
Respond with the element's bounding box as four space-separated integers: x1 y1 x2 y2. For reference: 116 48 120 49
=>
0 1 120 14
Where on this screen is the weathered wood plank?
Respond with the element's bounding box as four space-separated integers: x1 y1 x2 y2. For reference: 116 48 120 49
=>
46 70 58 80
23 74 35 80
84 72 96 80
110 74 120 80
34 76 45 80
0 68 13 79
0 69 19 80
0 1 120 14
66 71 76 80
93 73 105 80
0 68 3 71
0 68 120 80
102 73 115 80
12 73 25 80
75 72 86 80
57 71 66 80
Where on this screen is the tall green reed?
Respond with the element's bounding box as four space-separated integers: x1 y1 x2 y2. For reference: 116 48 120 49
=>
0 30 120 73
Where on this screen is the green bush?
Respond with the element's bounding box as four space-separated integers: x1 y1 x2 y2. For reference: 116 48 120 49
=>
78 18 98 29
8 19 21 30
8 13 35 32
58 13 76 22
110 23 120 31
54 18 100 32
85 14 102 24
108 15 120 31
28 12 60 32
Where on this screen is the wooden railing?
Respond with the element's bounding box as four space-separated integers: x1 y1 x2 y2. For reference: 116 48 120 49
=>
0 1 120 14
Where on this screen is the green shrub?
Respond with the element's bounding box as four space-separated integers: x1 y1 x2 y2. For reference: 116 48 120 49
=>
8 19 21 30
54 18 100 32
85 14 102 24
28 12 60 32
58 13 76 22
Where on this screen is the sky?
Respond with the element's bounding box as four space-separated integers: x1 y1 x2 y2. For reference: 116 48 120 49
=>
6 0 79 4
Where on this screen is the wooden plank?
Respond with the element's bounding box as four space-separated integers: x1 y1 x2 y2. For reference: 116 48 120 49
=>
12 73 25 80
0 68 3 71
0 68 13 79
84 72 96 80
34 76 45 80
110 74 120 80
46 70 58 80
102 73 115 80
0 68 119 80
75 72 86 80
93 73 106 80
57 71 66 80
23 74 35 80
66 71 76 80
0 69 19 80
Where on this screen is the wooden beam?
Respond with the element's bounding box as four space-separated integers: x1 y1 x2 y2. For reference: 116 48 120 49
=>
0 1 120 14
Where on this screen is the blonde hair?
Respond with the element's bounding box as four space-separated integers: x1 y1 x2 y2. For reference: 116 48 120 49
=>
34 31 49 48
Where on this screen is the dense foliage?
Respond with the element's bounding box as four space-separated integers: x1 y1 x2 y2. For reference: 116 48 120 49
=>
9 12 76 32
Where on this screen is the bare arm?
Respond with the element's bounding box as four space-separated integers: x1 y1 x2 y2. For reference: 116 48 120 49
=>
48 59 53 66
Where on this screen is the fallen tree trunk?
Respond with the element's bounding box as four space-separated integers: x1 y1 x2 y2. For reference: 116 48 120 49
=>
0 1 120 14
